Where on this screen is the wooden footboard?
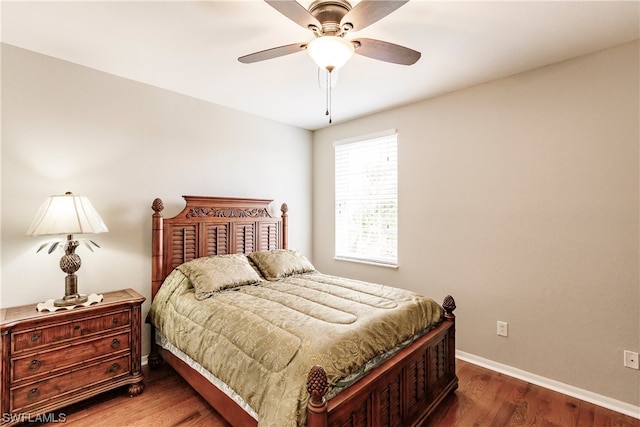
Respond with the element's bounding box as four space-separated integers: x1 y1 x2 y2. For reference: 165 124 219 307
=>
307 296 457 427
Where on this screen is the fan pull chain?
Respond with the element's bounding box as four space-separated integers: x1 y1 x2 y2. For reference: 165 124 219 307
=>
326 69 332 124
325 70 329 117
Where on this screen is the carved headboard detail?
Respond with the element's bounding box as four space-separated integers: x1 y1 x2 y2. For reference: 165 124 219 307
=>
151 196 288 299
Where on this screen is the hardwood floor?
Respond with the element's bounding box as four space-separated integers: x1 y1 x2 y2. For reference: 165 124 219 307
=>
32 360 639 427
428 361 639 427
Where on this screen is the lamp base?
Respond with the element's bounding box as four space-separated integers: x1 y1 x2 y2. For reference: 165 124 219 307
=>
54 294 88 307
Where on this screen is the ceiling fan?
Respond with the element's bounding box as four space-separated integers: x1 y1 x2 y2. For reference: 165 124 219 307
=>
238 0 421 71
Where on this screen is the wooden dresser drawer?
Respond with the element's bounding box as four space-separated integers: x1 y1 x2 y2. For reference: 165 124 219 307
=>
11 331 131 382
12 310 130 352
11 354 131 413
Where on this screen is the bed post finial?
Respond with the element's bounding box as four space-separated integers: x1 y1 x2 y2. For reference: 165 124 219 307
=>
152 198 164 214
306 365 328 427
442 295 456 320
281 203 288 249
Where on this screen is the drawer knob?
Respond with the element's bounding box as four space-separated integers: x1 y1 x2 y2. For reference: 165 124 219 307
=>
109 363 121 373
111 339 121 349
31 333 40 342
27 388 40 400
74 325 81 330
28 359 42 371
112 318 119 324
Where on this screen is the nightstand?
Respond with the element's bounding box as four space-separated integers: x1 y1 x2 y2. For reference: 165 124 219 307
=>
0 289 145 426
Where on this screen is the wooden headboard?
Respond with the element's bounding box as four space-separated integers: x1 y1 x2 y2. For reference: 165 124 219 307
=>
151 196 288 299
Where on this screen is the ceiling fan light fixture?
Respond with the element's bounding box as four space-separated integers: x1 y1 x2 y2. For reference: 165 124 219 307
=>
306 36 355 72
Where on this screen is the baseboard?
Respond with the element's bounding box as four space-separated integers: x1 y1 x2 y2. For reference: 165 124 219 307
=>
142 354 149 366
456 350 640 420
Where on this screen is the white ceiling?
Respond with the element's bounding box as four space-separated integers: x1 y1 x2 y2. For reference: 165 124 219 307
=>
1 1 639 130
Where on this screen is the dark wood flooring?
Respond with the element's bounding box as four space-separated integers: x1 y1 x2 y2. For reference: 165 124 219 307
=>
32 360 639 426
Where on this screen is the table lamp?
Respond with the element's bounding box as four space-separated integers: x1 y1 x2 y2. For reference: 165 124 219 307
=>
27 192 108 307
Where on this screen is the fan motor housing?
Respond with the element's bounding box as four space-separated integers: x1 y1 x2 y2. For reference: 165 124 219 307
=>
309 0 352 35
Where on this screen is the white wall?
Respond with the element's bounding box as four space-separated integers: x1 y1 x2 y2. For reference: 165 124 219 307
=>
0 44 313 355
313 41 639 407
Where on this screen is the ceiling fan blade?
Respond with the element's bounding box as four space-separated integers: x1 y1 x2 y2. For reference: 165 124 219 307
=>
265 0 322 31
340 0 408 32
238 43 307 64
353 38 421 65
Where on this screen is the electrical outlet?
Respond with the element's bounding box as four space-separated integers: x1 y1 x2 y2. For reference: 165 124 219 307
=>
497 321 508 337
624 351 639 369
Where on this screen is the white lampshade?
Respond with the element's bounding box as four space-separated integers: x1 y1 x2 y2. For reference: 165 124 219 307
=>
307 36 355 72
27 192 108 236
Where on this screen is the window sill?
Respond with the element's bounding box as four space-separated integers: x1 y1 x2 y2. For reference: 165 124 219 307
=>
334 257 398 269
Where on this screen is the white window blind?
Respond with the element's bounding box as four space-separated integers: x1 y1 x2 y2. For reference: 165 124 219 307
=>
335 131 398 266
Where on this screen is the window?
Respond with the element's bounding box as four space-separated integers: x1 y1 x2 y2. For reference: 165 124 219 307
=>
334 130 398 266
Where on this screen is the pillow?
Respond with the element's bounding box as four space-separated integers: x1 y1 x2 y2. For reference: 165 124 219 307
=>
248 249 316 280
177 254 262 300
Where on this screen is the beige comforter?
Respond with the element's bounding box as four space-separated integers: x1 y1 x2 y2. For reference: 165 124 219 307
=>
148 270 443 426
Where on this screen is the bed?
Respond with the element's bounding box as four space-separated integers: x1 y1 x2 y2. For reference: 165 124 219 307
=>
147 196 457 427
